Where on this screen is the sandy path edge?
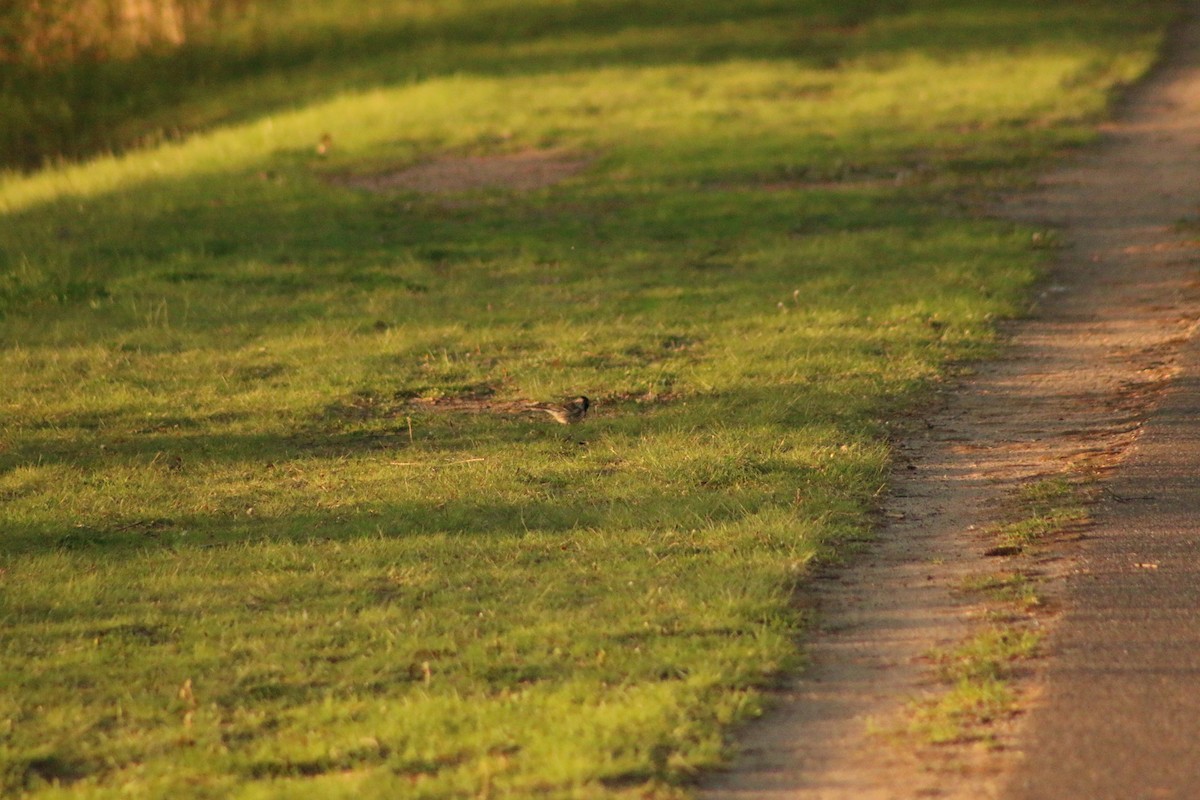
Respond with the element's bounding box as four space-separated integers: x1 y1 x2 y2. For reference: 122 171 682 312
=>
697 3 1200 798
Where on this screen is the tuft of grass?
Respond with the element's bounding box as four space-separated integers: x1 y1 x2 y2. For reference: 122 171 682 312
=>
0 0 1175 796
959 571 1042 613
907 627 1042 746
904 473 1094 749
996 477 1091 547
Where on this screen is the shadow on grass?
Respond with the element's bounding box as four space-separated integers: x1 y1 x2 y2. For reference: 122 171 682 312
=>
0 157 943 321
0 380 886 558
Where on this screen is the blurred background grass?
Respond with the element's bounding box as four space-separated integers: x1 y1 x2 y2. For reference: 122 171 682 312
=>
1 0 1173 171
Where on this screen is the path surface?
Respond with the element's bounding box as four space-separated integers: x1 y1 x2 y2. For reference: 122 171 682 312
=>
700 3 1200 798
1000 4 1200 797
1005 352 1200 800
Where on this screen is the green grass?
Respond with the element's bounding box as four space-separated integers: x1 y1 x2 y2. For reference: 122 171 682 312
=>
959 571 1042 614
890 569 1047 748
0 0 1173 172
904 572 1048 747
906 473 1095 748
0 0 1176 797
905 627 1042 746
995 477 1091 548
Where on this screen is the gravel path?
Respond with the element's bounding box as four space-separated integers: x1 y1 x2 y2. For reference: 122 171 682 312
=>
699 3 1200 798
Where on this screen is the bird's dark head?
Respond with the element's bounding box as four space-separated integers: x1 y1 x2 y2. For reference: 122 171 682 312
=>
576 396 590 411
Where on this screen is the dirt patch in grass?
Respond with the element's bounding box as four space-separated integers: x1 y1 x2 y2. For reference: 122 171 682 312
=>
334 149 592 195
699 7 1200 799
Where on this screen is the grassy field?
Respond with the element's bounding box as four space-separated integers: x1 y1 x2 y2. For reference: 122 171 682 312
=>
0 0 1175 797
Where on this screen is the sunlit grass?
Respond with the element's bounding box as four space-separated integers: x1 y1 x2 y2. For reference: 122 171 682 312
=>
0 0 1175 796
996 477 1091 547
0 34 1160 211
903 626 1042 746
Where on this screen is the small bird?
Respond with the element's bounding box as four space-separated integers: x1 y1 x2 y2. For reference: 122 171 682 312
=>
527 396 590 425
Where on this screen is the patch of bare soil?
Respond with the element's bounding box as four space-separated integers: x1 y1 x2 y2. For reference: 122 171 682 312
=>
334 149 591 195
698 6 1200 799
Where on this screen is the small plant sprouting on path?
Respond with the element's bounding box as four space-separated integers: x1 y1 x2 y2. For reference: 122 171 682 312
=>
897 472 1095 749
959 571 1042 614
906 626 1041 746
995 477 1092 549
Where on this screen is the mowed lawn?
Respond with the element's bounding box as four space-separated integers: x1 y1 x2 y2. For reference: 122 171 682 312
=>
0 1 1174 797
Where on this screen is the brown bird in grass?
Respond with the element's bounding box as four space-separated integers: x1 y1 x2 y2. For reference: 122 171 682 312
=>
527 396 590 425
